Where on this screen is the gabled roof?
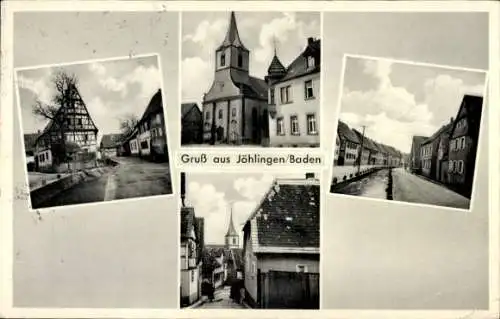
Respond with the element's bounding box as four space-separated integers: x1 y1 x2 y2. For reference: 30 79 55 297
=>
100 133 122 149
450 94 483 137
181 102 201 119
272 38 321 84
352 129 378 151
217 12 248 51
139 89 163 124
267 54 287 77
244 174 320 252
225 206 238 237
337 120 360 144
422 123 453 145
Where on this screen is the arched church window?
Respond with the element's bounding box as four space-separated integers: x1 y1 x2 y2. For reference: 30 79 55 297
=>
218 109 223 119
238 53 243 67
220 53 226 67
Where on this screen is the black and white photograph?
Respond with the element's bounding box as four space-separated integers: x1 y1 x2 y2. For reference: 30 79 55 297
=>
330 55 486 210
179 171 320 309
16 54 173 210
181 11 321 148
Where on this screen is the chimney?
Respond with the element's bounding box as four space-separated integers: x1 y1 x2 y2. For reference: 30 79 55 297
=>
305 172 315 179
37 129 41 134
307 37 314 45
450 117 454 123
180 172 186 207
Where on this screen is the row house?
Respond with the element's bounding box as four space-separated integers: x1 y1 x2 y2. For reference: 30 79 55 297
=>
352 129 370 165
180 173 204 308
242 173 320 309
266 37 321 147
31 83 98 172
411 94 483 198
118 89 169 162
336 120 360 166
99 133 122 158
447 95 483 198
409 135 428 173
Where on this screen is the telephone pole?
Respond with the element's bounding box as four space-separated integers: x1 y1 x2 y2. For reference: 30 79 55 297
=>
357 125 366 174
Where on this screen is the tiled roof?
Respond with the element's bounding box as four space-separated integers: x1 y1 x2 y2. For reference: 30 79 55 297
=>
181 102 200 119
139 89 163 124
252 177 320 248
423 123 453 145
352 129 378 151
180 207 196 240
100 133 122 149
275 38 321 83
337 120 360 144
230 69 268 100
267 55 287 77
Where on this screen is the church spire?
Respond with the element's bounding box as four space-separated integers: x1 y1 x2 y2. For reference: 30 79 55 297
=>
218 11 248 51
225 204 238 237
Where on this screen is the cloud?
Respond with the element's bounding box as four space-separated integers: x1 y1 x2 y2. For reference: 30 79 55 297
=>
16 74 53 105
233 174 274 201
181 57 212 105
88 62 106 76
183 18 227 54
254 12 318 64
362 59 392 90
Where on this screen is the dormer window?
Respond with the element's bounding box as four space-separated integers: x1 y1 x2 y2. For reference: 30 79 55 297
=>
220 53 226 67
238 53 243 68
307 56 315 69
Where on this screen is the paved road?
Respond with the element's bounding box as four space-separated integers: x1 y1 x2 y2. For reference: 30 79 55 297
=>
106 156 172 201
334 169 389 199
195 286 245 309
392 168 470 209
39 156 172 207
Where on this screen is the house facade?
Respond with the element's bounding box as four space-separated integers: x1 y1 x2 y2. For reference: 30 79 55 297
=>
336 121 359 166
99 133 122 158
409 135 428 173
334 135 340 165
352 129 370 165
266 37 320 147
242 173 320 309
117 89 168 162
447 95 483 197
180 207 203 307
202 12 269 146
181 103 203 145
33 84 98 171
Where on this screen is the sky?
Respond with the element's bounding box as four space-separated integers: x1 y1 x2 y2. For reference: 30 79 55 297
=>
338 56 486 154
17 55 161 141
183 172 309 245
181 11 320 107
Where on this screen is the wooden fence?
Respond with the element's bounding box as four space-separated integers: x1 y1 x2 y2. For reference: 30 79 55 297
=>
257 271 319 309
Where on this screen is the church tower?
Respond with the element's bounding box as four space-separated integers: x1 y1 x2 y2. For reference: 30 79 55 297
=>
224 204 239 249
215 12 250 74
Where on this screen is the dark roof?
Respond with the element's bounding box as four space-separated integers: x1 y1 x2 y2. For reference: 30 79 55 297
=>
225 208 238 237
24 133 40 153
255 180 320 248
337 121 360 144
181 102 200 119
422 123 453 145
100 133 122 149
217 12 248 51
450 94 483 137
267 54 287 77
274 38 320 83
139 89 163 124
180 207 196 240
352 129 378 151
230 69 268 100
412 135 428 147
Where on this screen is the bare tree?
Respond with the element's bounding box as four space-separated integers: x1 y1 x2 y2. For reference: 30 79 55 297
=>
32 70 80 168
119 113 139 138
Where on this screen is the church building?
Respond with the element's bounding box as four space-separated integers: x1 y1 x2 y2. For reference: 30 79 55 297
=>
202 12 269 146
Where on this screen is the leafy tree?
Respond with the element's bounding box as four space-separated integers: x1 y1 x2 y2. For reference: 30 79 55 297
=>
119 113 139 139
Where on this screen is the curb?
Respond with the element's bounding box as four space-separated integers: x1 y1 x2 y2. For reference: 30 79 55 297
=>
410 171 469 198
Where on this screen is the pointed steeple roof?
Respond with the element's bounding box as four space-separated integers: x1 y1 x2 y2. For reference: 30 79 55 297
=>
225 204 238 237
218 11 248 51
267 54 286 77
